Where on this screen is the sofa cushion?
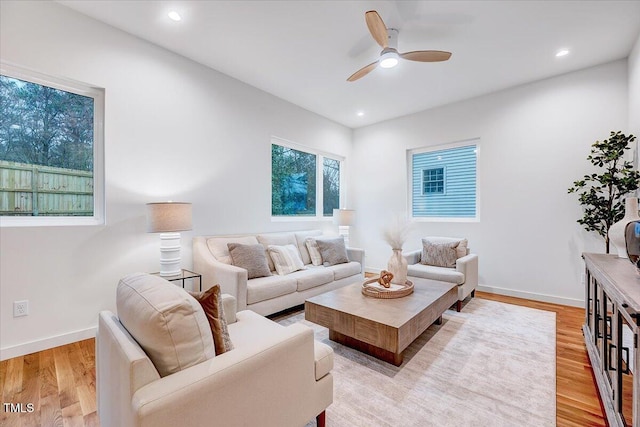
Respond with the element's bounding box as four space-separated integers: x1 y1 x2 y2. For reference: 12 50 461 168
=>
314 341 334 381
228 243 272 279
189 285 234 355
315 236 349 266
116 273 215 378
305 237 323 266
246 275 297 305
421 240 460 268
422 237 468 259
288 267 334 292
294 230 323 264
268 244 305 275
257 233 297 271
227 310 286 348
407 264 465 285
207 236 259 264
326 261 361 280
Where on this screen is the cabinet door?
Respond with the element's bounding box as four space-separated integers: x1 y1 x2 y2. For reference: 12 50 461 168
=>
587 269 596 336
603 291 617 395
617 309 637 427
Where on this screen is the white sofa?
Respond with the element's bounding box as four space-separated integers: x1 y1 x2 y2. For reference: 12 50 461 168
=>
97 273 333 427
404 236 479 311
193 230 365 316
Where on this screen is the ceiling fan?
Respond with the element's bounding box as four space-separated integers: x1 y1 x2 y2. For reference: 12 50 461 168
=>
347 10 452 82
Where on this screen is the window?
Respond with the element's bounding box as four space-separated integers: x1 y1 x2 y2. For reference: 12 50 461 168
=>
0 63 104 226
271 139 343 218
409 141 478 220
423 167 445 194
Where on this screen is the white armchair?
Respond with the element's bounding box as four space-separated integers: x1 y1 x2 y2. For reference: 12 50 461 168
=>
404 237 479 311
97 273 333 427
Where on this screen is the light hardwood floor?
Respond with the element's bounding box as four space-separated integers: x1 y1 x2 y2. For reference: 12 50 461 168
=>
0 292 606 427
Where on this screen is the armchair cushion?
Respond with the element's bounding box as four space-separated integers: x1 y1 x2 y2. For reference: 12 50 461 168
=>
314 341 334 381
228 243 272 279
407 264 465 284
116 273 215 378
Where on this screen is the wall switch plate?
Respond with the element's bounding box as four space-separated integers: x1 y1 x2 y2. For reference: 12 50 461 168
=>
13 300 29 317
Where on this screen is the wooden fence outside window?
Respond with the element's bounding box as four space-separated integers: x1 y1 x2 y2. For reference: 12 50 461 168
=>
0 160 93 216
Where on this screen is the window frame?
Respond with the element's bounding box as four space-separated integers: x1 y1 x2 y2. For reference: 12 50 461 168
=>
270 137 345 221
407 139 480 223
0 62 105 227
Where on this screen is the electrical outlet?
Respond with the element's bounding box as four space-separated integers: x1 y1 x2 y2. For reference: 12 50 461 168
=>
13 300 29 317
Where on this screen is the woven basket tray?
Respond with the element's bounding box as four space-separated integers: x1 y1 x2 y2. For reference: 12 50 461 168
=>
361 277 414 299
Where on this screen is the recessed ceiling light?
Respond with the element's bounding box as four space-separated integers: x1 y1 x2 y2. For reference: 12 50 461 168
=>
356 111 365 117
168 11 181 21
556 49 570 57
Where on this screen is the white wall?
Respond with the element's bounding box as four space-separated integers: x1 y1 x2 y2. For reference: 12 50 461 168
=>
629 33 640 140
0 1 352 359
351 60 628 306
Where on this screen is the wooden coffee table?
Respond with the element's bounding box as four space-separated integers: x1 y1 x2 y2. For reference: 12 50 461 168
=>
305 277 457 366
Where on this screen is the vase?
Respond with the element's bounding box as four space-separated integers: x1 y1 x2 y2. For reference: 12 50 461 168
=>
387 248 408 285
609 197 640 258
625 221 640 273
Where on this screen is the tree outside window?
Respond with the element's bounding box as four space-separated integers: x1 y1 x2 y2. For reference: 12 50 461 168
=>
271 141 342 218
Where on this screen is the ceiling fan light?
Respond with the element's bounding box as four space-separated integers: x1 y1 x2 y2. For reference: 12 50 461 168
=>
379 51 399 68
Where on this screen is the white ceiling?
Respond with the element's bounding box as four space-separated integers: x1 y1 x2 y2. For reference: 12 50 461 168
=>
57 1 640 128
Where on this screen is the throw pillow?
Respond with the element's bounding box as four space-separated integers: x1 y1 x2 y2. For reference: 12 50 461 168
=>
453 238 468 258
305 237 323 266
227 243 272 279
267 244 305 275
188 285 234 355
315 236 349 266
116 273 215 377
421 240 459 268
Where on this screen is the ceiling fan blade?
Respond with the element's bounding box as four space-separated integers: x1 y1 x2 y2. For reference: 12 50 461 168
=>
365 10 388 48
347 61 379 82
400 50 452 62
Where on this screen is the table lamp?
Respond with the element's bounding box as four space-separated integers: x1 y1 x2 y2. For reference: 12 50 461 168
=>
146 202 192 276
333 208 356 247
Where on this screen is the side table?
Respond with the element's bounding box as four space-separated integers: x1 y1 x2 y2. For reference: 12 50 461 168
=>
151 269 202 292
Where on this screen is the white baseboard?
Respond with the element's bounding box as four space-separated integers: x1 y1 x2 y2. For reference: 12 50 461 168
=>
1 326 96 361
476 285 583 307
365 268 584 308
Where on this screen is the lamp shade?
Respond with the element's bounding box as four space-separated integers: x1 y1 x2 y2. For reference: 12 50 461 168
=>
333 209 356 226
146 202 192 233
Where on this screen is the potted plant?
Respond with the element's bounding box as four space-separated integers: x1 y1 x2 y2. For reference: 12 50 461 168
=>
568 131 640 253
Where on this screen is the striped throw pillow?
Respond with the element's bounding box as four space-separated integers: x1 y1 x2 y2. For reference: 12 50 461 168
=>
305 237 323 266
268 244 305 275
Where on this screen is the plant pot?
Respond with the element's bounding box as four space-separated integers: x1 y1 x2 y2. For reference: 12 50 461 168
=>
387 248 408 285
625 220 640 273
609 197 640 258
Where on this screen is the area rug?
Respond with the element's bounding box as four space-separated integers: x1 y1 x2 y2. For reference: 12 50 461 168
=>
276 298 556 427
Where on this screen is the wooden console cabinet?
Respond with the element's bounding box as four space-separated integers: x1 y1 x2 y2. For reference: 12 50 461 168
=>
583 253 640 427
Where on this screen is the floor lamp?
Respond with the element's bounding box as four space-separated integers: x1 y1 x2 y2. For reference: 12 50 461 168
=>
146 202 192 276
333 209 356 247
